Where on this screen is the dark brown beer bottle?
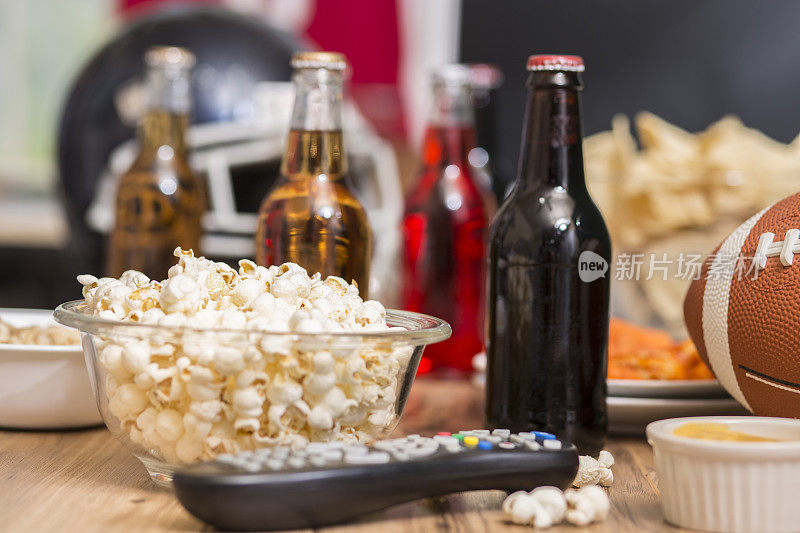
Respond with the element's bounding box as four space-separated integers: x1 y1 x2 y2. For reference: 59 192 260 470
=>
255 52 371 294
485 55 611 455
107 46 205 279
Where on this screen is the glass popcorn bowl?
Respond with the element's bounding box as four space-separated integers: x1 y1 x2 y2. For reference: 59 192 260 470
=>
55 300 450 486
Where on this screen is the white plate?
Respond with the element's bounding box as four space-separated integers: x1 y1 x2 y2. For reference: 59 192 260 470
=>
608 379 727 399
0 308 101 429
609 396 749 435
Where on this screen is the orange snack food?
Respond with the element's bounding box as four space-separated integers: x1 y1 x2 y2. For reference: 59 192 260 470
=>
608 318 714 380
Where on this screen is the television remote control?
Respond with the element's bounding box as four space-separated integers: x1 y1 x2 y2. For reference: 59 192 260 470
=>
173 429 579 531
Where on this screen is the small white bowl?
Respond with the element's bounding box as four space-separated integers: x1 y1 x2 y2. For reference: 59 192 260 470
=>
647 416 800 533
0 308 101 429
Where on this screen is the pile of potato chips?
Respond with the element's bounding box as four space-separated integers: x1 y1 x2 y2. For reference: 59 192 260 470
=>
585 113 800 335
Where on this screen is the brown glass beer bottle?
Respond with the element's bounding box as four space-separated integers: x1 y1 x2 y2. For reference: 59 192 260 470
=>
107 46 205 279
255 52 371 295
485 55 611 455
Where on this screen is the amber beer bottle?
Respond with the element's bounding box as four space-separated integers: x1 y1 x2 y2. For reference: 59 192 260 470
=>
256 52 371 294
107 46 205 279
485 56 611 455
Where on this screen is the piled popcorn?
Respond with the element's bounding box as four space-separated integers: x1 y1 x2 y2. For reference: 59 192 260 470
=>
501 450 615 528
503 486 610 528
77 248 411 464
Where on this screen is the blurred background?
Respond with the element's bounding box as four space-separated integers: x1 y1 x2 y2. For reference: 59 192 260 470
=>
3 0 800 340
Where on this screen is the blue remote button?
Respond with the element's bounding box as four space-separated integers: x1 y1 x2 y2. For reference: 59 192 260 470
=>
531 431 556 440
477 441 493 451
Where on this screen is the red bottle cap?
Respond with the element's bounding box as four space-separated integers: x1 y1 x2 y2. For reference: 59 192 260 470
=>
526 55 584 72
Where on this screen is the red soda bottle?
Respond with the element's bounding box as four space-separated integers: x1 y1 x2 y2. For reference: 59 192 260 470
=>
402 64 495 375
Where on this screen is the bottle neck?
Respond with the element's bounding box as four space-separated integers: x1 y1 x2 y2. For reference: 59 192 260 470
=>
138 111 188 155
137 64 191 154
289 68 344 131
422 83 477 168
517 71 586 191
283 68 346 177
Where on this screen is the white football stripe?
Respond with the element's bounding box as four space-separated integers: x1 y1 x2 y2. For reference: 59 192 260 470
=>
702 205 772 411
745 372 800 395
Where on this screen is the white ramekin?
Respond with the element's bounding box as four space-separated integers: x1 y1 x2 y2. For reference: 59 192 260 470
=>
0 308 101 429
647 416 800 533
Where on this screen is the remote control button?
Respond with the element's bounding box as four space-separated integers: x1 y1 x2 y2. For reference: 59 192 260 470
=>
453 433 465 442
442 441 462 453
543 439 562 450
344 451 391 465
524 440 541 451
436 431 451 437
470 430 490 436
463 436 479 448
216 454 236 464
434 435 458 446
390 451 409 461
405 434 421 440
306 443 329 453
510 433 536 444
498 442 517 450
531 431 556 440
491 428 511 438
477 441 493 450
483 435 503 444
403 439 439 458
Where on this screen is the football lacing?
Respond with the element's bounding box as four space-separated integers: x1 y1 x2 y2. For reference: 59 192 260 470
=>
753 230 800 270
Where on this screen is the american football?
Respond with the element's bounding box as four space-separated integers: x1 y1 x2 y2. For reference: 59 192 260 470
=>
684 192 800 417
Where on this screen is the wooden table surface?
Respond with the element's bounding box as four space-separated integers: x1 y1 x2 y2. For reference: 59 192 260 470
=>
0 379 682 533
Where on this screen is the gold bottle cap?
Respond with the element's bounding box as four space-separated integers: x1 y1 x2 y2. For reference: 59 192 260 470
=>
291 51 348 71
145 46 196 69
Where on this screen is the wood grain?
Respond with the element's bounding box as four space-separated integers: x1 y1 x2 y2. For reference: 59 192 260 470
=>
0 379 685 532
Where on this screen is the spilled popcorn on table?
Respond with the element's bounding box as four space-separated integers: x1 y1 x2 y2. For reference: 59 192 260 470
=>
76 248 412 463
